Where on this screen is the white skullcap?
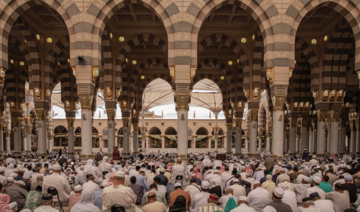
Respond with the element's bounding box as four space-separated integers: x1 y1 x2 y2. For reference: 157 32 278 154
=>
114 171 125 177
160 168 165 172
7 177 14 182
232 179 240 183
52 164 61 171
313 176 321 184
202 181 210 189
74 185 82 191
273 187 284 198
23 175 30 180
266 175 272 180
9 173 17 178
278 183 288 190
20 209 32 212
17 180 25 186
174 183 182 188
102 182 109 188
253 181 260 185
124 169 129 174
238 196 247 201
0 167 5 172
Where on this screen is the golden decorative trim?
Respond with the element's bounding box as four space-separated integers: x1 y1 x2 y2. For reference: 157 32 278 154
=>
106 109 116 121
66 117 75 127
78 94 94 110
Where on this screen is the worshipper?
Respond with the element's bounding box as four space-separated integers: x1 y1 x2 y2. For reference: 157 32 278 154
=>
0 167 6 185
129 176 144 205
169 183 191 211
264 156 275 170
153 177 167 196
325 183 350 212
293 177 311 204
208 181 222 198
190 167 203 181
298 197 323 212
0 193 15 212
3 177 13 194
39 164 48 175
311 192 335 212
170 159 187 185
278 182 298 212
262 187 292 212
82 175 99 195
191 181 210 212
100 156 112 175
342 174 357 204
23 175 31 191
5 164 14 179
229 178 246 197
218 188 238 210
82 160 102 187
101 171 142 212
146 169 156 187
94 182 109 211
164 169 172 183
155 168 168 186
184 178 201 199
141 184 167 206
319 174 332 193
33 193 59 212
309 156 319 171
229 196 256 212
246 180 271 212
67 185 82 212
275 168 290 185
112 146 120 161
23 185 43 211
136 171 149 193
306 176 326 199
142 192 167 212
261 174 276 196
253 167 265 182
31 175 43 191
42 164 71 204
197 193 222 212
220 166 231 185
6 180 27 211
326 168 338 185
70 189 101 212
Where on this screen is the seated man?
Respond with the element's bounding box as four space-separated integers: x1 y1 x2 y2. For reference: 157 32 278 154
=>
34 193 59 212
24 185 43 211
6 180 27 211
142 192 167 212
67 185 82 212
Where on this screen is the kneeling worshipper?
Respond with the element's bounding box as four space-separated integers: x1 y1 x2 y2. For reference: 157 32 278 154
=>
0 194 17 212
34 193 59 212
70 189 100 212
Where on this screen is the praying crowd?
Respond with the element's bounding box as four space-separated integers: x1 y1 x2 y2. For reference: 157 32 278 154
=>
1 148 360 212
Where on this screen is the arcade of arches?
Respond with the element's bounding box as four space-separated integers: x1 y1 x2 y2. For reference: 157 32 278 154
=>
1 0 360 160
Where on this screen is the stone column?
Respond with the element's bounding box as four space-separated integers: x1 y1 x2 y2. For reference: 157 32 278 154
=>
66 117 75 157
308 128 313 153
145 134 149 149
106 109 116 158
5 130 10 153
234 116 242 155
177 109 189 159
249 110 258 155
299 118 309 151
12 117 21 156
122 125 130 156
161 134 165 148
208 135 212 149
289 118 296 154
350 124 356 153
295 135 299 152
226 123 232 154
0 124 4 156
132 123 138 158
316 110 327 157
339 125 346 154
330 110 340 155
35 109 48 156
356 124 360 154
140 111 146 150
214 112 219 152
266 134 271 152
22 129 27 153
192 135 196 149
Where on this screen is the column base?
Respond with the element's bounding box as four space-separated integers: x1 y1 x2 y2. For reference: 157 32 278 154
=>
122 153 130 157
68 152 75 158
80 154 94 160
37 153 48 158
248 153 257 158
107 153 113 159
133 152 138 158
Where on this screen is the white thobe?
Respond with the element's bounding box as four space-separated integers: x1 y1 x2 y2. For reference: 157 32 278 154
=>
221 171 232 185
219 194 238 209
0 175 6 185
157 185 167 196
229 203 256 212
31 173 42 183
332 179 345 190
5 158 16 165
102 184 141 212
253 170 264 182
229 184 246 197
225 175 235 190
82 181 99 194
202 157 212 168
42 172 71 203
293 183 310 203
184 183 201 199
281 190 298 212
294 174 306 184
314 199 335 212
191 192 210 212
209 174 223 189
83 166 102 186
34 205 59 212
308 159 318 171
306 186 326 200
170 164 187 184
213 160 222 169
298 205 323 212
246 187 271 212
146 173 156 186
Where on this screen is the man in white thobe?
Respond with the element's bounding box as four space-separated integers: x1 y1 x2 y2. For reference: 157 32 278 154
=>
246 181 270 212
293 176 311 203
42 164 71 204
100 156 113 174
202 156 212 168
308 156 318 171
184 178 201 199
218 188 238 209
190 181 210 212
170 158 187 184
34 193 59 212
306 177 326 200
229 196 256 212
83 159 103 187
229 179 246 197
102 171 142 212
82 175 99 195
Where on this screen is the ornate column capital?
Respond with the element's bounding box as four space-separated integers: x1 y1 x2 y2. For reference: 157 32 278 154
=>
106 109 116 121
235 117 242 128
35 109 47 121
316 110 327 122
226 123 233 131
330 110 341 122
78 94 94 110
66 117 75 128
250 109 259 121
175 83 190 111
270 84 288 111
132 123 138 131
122 117 129 127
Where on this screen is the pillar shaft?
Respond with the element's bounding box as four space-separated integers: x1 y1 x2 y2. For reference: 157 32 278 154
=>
226 130 232 153
330 122 339 154
235 127 242 155
208 136 211 149
68 127 74 156
5 131 10 152
339 127 346 154
289 127 296 154
122 127 130 156
23 135 27 152
300 127 308 151
133 130 138 157
266 136 270 152
295 136 299 152
357 129 360 154
308 130 313 153
177 110 188 157
249 121 257 154
0 129 4 154
81 110 93 156
107 121 115 156
272 111 284 157
162 135 165 148
13 127 21 156
141 132 146 149
38 121 47 155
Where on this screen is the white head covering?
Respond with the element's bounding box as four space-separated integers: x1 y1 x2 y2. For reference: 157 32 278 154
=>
83 159 94 179
100 156 108 171
70 189 100 212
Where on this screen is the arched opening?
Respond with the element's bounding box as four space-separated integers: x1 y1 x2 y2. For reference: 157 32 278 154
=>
75 127 81 147
149 127 161 148
53 125 68 148
92 127 99 148
117 128 124 148
211 128 224 148
196 127 209 148
164 127 177 148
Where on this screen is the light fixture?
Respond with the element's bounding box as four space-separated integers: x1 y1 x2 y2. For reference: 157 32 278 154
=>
237 59 239 63
71 66 76 77
241 38 246 43
119 36 125 42
311 39 317 44
47 37 52 43
20 61 24 66
36 34 40 40
0 68 5 78
126 58 128 63
294 60 296 65
24 39 26 43
110 33 113 39
141 75 145 79
324 35 328 41
228 61 233 65
132 60 137 65
220 76 225 80
252 34 255 40
67 58 70 63
10 59 14 64
58 62 60 65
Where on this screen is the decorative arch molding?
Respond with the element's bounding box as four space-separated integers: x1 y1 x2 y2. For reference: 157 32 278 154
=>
290 0 360 70
92 0 174 66
0 0 75 68
191 0 274 67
